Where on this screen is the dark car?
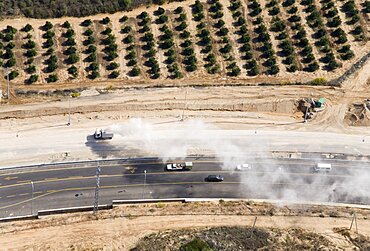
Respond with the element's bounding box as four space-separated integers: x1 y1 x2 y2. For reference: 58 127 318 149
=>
205 175 224 182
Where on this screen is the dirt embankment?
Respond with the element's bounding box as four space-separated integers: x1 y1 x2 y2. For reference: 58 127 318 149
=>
1 201 370 250
132 226 370 251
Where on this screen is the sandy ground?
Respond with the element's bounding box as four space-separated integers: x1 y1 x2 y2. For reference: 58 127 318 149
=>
0 201 369 250
0 56 369 167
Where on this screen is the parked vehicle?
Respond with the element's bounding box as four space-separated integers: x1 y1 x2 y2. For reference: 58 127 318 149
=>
313 163 332 172
205 175 224 182
166 162 193 171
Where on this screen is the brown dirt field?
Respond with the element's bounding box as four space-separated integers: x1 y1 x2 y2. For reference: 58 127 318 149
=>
0 201 369 250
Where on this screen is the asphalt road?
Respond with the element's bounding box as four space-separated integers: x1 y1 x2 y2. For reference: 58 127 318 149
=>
0 157 369 218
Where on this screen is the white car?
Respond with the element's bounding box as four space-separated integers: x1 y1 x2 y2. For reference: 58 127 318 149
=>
235 164 251 171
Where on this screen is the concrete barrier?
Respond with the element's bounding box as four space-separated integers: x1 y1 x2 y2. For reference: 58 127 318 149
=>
0 214 38 223
1 198 369 223
38 204 112 216
112 198 186 204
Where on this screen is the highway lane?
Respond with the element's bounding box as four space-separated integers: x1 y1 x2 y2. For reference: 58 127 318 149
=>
0 157 368 185
0 157 370 218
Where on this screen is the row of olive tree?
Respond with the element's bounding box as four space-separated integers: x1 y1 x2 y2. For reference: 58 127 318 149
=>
229 0 257 76
1 25 20 81
192 0 220 74
121 16 141 77
81 19 100 79
21 24 39 84
137 11 160 79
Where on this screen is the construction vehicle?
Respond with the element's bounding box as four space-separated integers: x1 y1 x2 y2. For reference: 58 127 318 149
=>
94 129 114 140
166 162 193 171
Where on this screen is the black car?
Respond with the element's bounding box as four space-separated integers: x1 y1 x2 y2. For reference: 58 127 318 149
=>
205 175 224 182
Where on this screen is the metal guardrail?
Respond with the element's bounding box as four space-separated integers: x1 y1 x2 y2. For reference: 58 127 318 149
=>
38 204 113 216
112 198 186 204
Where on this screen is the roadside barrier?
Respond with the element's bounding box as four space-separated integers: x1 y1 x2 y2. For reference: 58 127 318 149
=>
1 198 369 223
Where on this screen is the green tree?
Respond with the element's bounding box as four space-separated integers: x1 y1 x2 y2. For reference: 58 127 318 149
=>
64 29 75 38
47 74 58 82
24 39 36 49
107 62 120 70
109 70 120 78
65 46 77 55
22 24 33 32
130 67 141 76
62 21 71 29
43 21 53 30
89 62 99 71
68 65 78 76
81 19 92 27
26 65 36 74
5 58 16 68
156 15 168 24
119 16 128 23
25 49 37 58
121 26 132 34
89 70 100 79
27 74 38 84
67 53 79 64
100 17 111 24
85 53 97 62
44 38 54 48
8 70 19 80
83 29 93 36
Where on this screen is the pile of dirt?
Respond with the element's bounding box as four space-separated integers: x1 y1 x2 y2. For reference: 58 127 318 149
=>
345 102 370 126
333 228 370 250
131 226 349 250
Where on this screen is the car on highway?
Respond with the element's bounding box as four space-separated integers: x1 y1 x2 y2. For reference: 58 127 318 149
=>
235 163 251 171
313 163 332 173
205 175 224 182
166 162 193 171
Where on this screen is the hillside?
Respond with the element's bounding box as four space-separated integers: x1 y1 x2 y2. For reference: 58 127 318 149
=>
0 0 368 94
1 201 370 250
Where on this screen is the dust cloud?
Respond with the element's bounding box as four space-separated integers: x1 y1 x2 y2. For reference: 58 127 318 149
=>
109 118 369 205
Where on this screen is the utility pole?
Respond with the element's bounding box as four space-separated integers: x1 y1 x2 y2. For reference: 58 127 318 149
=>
67 97 71 126
250 216 257 238
3 68 10 101
93 162 101 214
31 181 34 215
304 106 309 123
349 213 358 234
181 88 187 121
142 170 147 199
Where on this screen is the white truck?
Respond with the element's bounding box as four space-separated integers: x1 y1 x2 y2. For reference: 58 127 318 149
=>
235 163 251 171
313 163 332 172
166 162 193 171
94 129 114 140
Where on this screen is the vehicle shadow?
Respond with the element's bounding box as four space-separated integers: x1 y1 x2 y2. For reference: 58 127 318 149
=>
85 134 129 159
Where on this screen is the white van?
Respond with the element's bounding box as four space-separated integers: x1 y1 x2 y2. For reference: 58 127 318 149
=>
313 163 332 172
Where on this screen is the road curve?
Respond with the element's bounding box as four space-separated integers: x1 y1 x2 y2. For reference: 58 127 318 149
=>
0 157 369 218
